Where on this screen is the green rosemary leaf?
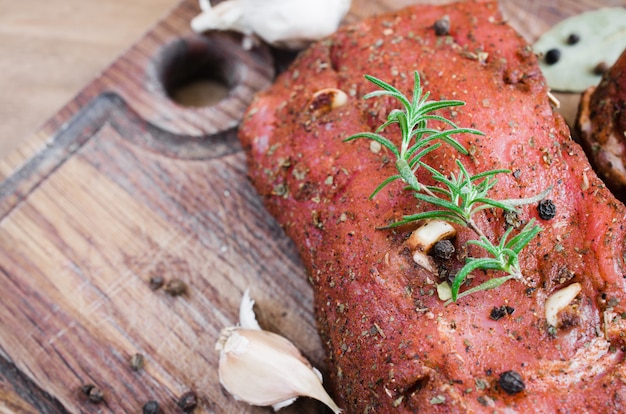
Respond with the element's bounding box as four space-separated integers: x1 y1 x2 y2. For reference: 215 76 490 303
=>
505 220 542 253
468 168 511 181
449 275 516 304
423 185 452 196
369 175 402 199
344 132 400 157
363 75 411 109
451 258 501 301
382 210 466 229
466 236 501 258
470 198 519 214
416 114 476 131
411 71 423 107
498 186 553 208
413 100 467 118
376 117 398 133
407 130 468 156
407 144 441 168
412 192 465 217
396 159 422 192
364 74 402 93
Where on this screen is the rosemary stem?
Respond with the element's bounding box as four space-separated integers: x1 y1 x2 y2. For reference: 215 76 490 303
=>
466 218 489 241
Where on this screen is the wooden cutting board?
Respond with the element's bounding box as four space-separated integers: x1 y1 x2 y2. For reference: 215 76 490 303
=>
0 0 622 412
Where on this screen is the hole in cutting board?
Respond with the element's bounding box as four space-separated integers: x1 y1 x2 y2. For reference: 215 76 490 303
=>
157 35 238 108
171 80 229 107
141 32 274 156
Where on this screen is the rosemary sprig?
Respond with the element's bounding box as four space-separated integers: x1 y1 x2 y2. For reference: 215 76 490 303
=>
345 71 548 302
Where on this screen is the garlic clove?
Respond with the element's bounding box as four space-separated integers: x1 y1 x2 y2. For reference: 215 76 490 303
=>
309 88 349 116
191 0 352 50
216 291 342 413
545 282 582 327
239 288 261 330
199 0 211 12
412 251 437 273
407 219 456 253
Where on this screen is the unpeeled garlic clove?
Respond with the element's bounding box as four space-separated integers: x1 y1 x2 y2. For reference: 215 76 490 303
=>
216 290 342 413
191 0 352 50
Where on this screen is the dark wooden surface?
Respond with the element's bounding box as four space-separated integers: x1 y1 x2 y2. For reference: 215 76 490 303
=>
0 0 624 412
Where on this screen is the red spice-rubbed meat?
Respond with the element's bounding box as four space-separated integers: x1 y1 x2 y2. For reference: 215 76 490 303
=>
577 48 626 201
239 1 626 412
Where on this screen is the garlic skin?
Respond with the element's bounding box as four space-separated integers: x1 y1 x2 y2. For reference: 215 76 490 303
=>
216 290 342 413
191 0 352 50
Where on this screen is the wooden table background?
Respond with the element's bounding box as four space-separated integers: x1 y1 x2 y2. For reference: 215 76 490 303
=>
0 0 181 160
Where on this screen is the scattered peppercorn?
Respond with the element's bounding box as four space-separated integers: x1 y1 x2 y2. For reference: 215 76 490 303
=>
130 353 145 371
489 305 515 321
164 279 188 296
537 199 557 220
566 33 580 45
149 275 165 290
81 384 104 403
498 370 525 395
544 48 561 65
177 391 198 411
593 61 609 76
433 15 450 36
432 239 455 260
143 400 161 414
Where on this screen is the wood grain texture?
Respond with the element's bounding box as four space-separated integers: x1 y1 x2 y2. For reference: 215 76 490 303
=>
0 0 624 412
0 0 181 160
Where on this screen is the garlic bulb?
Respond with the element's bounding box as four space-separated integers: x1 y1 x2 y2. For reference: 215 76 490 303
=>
191 0 352 50
215 289 342 412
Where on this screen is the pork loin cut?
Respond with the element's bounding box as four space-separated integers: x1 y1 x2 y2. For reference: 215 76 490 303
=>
239 1 626 412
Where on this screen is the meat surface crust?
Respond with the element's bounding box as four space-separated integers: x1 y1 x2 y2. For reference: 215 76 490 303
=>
577 48 626 201
239 1 626 412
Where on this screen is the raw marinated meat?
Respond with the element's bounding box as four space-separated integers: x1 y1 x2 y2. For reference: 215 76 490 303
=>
577 48 626 201
239 1 626 412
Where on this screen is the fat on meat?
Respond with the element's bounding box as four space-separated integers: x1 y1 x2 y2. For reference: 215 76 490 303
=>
239 1 626 412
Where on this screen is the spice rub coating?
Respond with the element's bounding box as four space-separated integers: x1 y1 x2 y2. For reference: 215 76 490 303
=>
239 1 626 412
577 48 626 201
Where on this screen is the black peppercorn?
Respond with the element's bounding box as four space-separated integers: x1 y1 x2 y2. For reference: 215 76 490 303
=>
177 391 198 411
544 49 561 65
432 239 455 260
81 384 104 403
143 400 161 414
566 33 580 45
164 279 188 296
593 61 609 76
537 199 557 220
498 370 525 395
490 306 515 321
433 16 450 36
130 353 144 371
490 306 507 321
149 275 165 290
